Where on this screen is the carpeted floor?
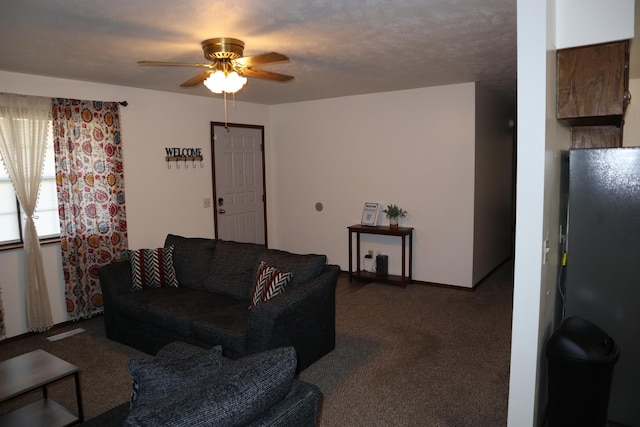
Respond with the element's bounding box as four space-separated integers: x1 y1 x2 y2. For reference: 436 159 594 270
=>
0 316 146 421
0 259 513 426
300 259 513 426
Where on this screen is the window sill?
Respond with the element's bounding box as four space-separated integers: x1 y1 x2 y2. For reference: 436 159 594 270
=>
0 237 61 252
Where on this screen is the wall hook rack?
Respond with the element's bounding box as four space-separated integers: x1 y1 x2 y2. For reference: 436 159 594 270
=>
165 155 203 169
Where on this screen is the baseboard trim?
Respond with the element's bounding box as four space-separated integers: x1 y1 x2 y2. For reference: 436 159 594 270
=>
0 313 103 345
339 256 512 292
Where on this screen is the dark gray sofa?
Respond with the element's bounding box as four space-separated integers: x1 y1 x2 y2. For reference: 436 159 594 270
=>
80 342 321 426
98 234 339 371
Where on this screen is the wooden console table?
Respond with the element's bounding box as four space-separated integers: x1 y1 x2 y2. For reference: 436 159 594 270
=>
348 224 414 288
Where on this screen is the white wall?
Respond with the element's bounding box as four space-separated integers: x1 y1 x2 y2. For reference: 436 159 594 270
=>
556 0 634 49
269 83 511 288
472 84 515 284
509 0 568 424
623 78 640 146
0 70 270 338
0 244 66 337
0 73 513 335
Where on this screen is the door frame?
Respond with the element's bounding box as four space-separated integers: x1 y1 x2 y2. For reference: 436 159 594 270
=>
210 122 268 246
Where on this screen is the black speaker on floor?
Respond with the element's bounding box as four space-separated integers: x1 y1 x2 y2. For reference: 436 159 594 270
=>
376 254 388 276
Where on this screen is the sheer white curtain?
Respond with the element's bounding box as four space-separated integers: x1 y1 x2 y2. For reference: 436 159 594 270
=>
0 93 53 332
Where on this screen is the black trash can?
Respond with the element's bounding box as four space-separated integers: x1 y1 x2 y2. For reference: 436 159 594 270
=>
545 316 619 427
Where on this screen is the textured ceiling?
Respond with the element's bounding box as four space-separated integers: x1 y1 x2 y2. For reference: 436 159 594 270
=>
3 0 516 105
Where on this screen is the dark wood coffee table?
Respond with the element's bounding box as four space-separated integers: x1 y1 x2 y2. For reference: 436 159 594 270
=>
0 349 83 426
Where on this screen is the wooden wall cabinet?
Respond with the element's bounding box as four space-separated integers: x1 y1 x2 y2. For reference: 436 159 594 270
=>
557 40 629 148
557 40 629 125
570 126 622 149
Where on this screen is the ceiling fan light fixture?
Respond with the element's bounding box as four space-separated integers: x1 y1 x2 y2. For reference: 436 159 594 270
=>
203 70 247 94
203 70 225 93
225 71 247 93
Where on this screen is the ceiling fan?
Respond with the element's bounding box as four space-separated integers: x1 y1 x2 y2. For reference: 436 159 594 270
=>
138 37 294 93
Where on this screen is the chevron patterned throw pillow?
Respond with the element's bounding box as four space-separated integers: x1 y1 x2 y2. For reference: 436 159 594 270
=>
249 261 293 309
129 246 179 291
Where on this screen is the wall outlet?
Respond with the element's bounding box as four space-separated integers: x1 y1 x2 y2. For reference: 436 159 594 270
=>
367 249 374 257
203 198 211 208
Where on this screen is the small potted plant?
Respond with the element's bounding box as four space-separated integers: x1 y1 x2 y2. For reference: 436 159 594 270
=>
383 203 407 229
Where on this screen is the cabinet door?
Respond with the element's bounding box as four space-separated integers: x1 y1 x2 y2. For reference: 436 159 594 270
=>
571 126 622 149
557 41 629 124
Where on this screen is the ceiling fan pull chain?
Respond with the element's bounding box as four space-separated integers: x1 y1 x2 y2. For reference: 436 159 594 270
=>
224 91 229 129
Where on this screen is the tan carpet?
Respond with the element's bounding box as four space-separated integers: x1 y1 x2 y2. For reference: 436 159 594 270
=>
0 259 513 426
300 260 513 426
0 317 145 420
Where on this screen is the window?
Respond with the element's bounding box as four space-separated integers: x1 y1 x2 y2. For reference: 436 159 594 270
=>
0 123 60 246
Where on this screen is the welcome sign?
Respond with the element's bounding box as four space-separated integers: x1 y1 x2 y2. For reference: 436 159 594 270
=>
165 147 203 169
165 147 202 157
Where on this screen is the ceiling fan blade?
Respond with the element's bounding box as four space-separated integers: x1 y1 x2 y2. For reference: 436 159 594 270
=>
180 71 213 87
138 60 214 68
233 52 289 67
240 68 294 82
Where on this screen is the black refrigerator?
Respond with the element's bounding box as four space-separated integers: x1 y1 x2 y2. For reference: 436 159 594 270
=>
565 147 640 426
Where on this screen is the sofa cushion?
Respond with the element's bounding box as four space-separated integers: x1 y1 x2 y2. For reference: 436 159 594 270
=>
134 288 244 337
258 248 326 288
129 246 178 291
124 347 297 427
128 345 223 409
153 340 210 362
249 261 293 309
205 240 264 300
164 234 217 291
190 306 251 359
108 287 178 319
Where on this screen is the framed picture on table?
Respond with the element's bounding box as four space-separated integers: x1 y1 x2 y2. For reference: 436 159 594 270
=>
361 202 380 226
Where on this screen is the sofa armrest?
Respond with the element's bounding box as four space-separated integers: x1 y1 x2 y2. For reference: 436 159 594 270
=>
245 380 321 427
98 260 133 298
98 260 133 340
246 264 339 371
125 347 297 427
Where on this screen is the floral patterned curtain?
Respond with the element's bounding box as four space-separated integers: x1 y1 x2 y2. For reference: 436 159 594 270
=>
52 99 128 320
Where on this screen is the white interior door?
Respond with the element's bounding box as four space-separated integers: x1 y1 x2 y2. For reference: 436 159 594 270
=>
212 124 266 244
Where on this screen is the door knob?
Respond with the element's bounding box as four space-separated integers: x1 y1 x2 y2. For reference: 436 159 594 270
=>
218 209 226 214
